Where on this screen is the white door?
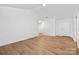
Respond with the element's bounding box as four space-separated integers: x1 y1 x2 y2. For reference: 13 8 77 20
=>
56 21 72 36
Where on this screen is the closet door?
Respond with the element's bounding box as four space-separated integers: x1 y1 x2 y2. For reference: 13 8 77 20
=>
56 19 73 37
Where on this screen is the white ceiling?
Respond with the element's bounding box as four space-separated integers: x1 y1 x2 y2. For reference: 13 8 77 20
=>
0 4 79 19
34 4 79 20
0 4 42 10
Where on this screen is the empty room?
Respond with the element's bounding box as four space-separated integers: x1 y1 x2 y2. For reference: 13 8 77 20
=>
0 4 79 55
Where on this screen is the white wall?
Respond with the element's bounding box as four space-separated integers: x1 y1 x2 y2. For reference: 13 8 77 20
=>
0 7 38 46
39 18 55 36
77 13 79 48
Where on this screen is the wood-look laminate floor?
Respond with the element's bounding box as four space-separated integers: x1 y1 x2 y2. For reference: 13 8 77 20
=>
0 34 77 55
